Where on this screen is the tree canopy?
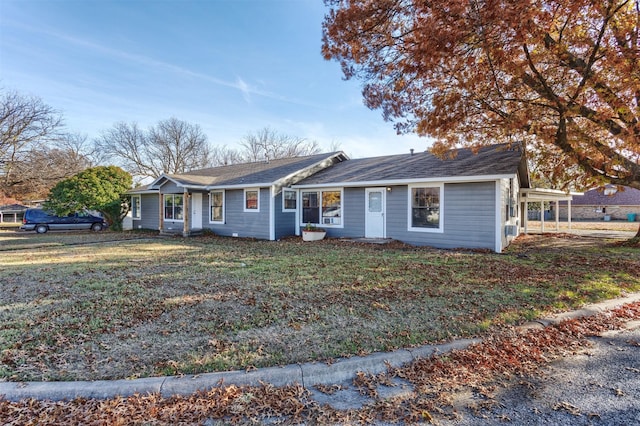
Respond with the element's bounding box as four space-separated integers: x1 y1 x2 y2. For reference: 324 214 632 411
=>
45 166 132 231
322 0 640 191
0 89 83 200
95 118 211 181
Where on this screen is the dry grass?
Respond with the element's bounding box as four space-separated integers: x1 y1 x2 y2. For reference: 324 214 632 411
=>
0 227 638 382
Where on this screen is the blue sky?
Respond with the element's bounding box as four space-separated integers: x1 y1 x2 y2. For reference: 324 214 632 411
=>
0 0 429 159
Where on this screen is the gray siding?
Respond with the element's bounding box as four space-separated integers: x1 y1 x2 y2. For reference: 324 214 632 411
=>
274 192 296 240
160 183 185 233
160 181 183 194
133 194 160 230
204 188 271 240
323 187 365 238
388 182 496 249
322 182 497 250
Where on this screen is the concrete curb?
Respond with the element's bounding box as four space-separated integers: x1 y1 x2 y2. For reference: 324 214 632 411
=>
2 293 639 402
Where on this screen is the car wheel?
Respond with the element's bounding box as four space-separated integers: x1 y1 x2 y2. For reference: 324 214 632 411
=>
91 223 103 232
35 224 48 234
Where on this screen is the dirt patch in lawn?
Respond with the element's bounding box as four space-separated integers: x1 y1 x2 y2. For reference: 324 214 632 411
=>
1 232 638 382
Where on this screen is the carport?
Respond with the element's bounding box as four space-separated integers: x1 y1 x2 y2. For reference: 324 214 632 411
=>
520 188 582 233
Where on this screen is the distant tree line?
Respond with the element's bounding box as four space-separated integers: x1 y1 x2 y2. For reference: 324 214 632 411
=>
0 88 326 202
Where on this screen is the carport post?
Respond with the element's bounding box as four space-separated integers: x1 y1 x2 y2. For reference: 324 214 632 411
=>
568 200 572 230
540 201 545 233
555 200 559 231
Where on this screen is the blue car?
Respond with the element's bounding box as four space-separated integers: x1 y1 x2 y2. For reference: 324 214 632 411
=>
20 208 108 234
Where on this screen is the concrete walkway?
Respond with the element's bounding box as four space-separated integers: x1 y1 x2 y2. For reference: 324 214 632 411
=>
1 293 639 403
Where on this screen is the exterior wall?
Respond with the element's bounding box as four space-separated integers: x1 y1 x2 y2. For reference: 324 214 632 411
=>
159 182 185 233
322 187 365 238
204 188 271 239
133 194 160 230
274 191 297 240
390 181 496 250
558 205 639 221
320 182 497 250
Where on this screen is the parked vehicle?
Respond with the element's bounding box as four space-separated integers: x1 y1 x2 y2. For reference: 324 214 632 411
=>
20 208 108 234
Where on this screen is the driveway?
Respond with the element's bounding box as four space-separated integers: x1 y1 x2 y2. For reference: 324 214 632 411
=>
443 321 640 425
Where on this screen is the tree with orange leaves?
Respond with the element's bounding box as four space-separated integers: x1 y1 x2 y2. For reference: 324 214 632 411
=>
322 0 639 196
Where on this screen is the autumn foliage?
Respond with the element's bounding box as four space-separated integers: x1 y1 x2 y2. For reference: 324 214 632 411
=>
322 0 640 191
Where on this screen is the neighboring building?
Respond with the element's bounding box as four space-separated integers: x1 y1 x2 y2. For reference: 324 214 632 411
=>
0 204 28 223
127 143 566 252
559 185 640 221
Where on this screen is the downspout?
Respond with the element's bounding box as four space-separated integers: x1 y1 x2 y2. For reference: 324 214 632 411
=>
158 192 164 233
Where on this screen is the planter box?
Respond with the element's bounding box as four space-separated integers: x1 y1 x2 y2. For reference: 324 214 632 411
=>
302 230 326 241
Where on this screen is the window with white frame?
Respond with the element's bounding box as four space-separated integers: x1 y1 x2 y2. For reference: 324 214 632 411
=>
244 189 259 212
283 189 297 212
164 194 184 220
302 189 342 226
131 195 141 219
409 185 442 231
210 190 224 223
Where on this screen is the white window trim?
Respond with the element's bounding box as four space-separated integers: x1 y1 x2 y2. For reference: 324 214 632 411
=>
209 190 225 224
299 187 344 228
282 189 297 212
244 188 260 212
407 183 444 233
131 195 141 219
164 194 184 222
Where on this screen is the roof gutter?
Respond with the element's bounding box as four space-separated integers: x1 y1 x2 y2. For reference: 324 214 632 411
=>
292 173 518 189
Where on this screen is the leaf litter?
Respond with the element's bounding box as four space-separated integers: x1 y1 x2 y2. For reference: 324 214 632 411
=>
1 302 639 425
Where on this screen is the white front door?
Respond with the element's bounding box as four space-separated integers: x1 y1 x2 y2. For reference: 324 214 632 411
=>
365 188 385 238
191 193 202 229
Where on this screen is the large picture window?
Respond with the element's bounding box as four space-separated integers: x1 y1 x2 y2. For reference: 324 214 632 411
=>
131 195 141 219
283 190 297 212
210 190 224 223
244 189 259 212
164 194 184 220
302 189 342 226
409 185 442 231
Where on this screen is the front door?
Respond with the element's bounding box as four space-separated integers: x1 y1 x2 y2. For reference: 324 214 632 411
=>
191 193 202 229
365 188 385 238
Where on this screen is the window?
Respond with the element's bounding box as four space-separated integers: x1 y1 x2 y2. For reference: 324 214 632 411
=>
210 190 224 223
283 190 297 212
302 189 342 226
164 194 184 220
302 191 319 224
244 189 259 212
131 195 141 219
409 185 442 231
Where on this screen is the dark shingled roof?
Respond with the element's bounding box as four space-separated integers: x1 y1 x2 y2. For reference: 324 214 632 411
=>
296 143 526 186
154 152 346 188
571 185 640 206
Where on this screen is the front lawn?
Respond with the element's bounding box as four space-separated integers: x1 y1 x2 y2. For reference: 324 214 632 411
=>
1 231 638 382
